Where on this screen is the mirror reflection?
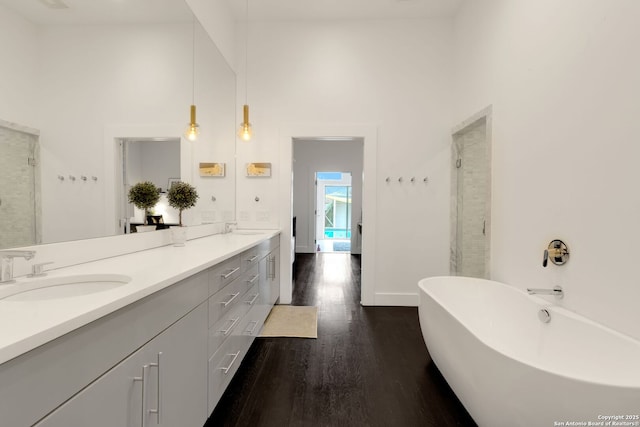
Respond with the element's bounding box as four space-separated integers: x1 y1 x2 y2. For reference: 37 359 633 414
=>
0 0 237 250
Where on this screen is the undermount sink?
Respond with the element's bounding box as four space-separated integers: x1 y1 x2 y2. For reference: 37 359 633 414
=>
0 274 132 302
231 230 265 235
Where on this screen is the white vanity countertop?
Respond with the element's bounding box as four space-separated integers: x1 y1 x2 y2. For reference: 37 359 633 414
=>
0 230 280 365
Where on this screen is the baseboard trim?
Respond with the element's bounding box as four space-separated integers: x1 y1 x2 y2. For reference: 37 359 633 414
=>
373 292 419 307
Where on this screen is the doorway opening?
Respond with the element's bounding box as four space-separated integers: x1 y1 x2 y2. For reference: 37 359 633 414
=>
315 171 352 253
116 137 181 234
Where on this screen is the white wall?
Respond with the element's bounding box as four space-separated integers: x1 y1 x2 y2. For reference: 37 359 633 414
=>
292 139 363 254
186 0 237 71
453 0 640 340
235 19 454 305
0 3 39 128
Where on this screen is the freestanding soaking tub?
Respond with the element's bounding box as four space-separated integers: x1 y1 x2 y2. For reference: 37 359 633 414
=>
418 276 640 427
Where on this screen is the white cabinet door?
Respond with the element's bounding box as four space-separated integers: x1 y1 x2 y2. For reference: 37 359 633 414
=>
35 304 207 427
154 303 208 427
34 340 148 427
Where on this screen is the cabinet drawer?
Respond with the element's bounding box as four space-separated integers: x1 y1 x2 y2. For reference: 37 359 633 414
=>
240 247 260 273
238 303 271 341
208 282 259 356
208 256 241 296
243 264 260 291
208 275 248 328
207 333 252 413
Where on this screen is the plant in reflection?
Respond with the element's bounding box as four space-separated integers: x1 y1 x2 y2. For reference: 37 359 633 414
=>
128 181 160 225
167 181 199 226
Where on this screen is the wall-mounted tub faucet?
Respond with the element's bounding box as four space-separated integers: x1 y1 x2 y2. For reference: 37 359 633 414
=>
527 285 564 299
0 250 36 284
543 240 569 267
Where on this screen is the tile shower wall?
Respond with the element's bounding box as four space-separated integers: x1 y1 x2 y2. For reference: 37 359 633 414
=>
0 126 39 249
451 118 488 278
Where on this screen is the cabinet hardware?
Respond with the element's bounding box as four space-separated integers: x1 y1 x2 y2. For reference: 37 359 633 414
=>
221 267 240 279
247 274 259 285
148 352 162 424
219 352 241 375
219 317 240 335
220 292 240 307
269 256 276 280
245 293 259 305
245 320 259 335
133 366 146 427
246 255 258 263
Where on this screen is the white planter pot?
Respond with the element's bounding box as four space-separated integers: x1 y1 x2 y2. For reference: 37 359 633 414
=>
171 226 187 246
136 225 156 233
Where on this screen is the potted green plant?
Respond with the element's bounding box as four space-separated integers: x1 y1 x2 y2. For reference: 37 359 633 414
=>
128 181 160 232
167 181 199 245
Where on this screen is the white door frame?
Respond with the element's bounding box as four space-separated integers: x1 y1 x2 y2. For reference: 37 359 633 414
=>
279 123 378 305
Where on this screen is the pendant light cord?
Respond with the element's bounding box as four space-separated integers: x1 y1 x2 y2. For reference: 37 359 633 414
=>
192 16 196 104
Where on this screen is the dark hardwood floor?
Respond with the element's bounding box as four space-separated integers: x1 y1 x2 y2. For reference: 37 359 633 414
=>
205 253 476 427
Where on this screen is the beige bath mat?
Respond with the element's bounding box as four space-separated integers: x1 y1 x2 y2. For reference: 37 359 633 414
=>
260 305 318 338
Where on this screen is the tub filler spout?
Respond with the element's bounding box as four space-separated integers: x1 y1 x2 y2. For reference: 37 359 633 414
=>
527 285 564 299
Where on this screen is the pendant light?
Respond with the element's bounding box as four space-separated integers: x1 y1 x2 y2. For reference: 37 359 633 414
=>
185 17 199 141
238 0 253 141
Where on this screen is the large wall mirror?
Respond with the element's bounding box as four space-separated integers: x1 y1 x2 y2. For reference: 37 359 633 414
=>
0 0 236 250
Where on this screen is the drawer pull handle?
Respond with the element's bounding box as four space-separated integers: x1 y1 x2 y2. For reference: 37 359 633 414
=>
219 317 240 335
148 352 162 424
220 292 240 307
221 267 240 279
133 366 146 427
247 274 259 285
219 351 241 375
246 255 258 262
245 293 259 305
245 320 259 335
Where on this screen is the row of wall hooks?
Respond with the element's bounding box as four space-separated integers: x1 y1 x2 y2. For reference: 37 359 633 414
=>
385 176 429 184
57 175 98 182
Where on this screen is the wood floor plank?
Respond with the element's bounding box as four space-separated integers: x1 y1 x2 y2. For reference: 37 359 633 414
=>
205 253 476 427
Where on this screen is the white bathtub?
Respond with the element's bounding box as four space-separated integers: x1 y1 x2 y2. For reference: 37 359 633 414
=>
418 276 640 427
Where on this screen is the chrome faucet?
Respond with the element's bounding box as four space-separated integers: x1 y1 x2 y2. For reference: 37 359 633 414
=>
0 250 36 284
527 285 564 299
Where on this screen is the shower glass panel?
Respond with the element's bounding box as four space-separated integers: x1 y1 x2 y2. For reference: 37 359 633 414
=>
0 126 39 249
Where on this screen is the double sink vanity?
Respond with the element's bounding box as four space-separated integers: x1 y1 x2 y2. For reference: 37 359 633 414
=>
0 229 280 427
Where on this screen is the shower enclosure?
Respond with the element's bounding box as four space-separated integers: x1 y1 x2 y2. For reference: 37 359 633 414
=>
0 123 40 250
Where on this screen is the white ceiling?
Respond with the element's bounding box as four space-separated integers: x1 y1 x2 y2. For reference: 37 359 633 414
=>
0 0 194 25
0 0 463 26
223 0 464 21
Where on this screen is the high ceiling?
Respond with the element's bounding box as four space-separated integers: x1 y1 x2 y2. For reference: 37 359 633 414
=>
224 0 463 21
0 0 463 26
0 0 193 25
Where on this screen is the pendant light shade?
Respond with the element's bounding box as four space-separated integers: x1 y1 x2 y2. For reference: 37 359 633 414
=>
185 104 200 141
238 104 252 141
